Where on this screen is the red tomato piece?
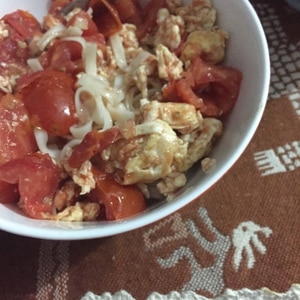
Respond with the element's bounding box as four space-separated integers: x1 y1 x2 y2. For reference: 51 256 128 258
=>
0 181 19 204
136 0 167 39
190 58 243 116
0 36 29 64
0 10 40 82
0 153 62 219
164 57 242 117
39 40 83 74
90 0 122 37
90 172 147 220
0 37 30 82
18 69 77 136
113 0 142 25
0 91 5 99
2 10 41 40
0 94 37 165
68 127 122 168
175 76 204 109
0 94 37 205
67 10 99 37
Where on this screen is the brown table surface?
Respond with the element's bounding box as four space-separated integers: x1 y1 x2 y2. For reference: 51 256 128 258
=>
1 1 300 299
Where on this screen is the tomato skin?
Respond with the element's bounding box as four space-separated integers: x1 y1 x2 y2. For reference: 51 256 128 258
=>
0 181 19 204
67 10 99 37
3 10 41 40
68 127 122 168
136 0 167 39
113 0 142 26
39 40 83 74
190 58 242 116
90 172 147 220
163 57 242 117
0 153 62 219
18 69 77 136
0 94 37 165
0 94 37 204
90 0 122 37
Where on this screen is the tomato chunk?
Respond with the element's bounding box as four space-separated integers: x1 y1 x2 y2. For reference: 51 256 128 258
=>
39 40 83 74
90 0 122 37
68 127 122 168
18 69 77 136
163 57 242 117
0 153 62 219
136 0 167 39
113 0 142 25
3 10 41 40
0 94 37 165
67 10 99 37
0 181 19 204
90 171 147 220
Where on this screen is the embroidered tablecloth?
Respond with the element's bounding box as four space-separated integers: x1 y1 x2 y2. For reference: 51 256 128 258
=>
1 0 300 299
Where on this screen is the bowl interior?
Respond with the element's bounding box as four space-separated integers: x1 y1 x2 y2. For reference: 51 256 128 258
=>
0 0 270 240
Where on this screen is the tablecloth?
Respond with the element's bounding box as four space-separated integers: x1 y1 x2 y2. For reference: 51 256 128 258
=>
1 0 300 299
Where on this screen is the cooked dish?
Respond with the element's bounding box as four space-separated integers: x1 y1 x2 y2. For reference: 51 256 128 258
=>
0 0 242 221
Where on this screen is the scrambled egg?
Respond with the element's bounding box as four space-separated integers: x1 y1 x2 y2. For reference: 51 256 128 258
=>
62 0 226 208
9 0 228 220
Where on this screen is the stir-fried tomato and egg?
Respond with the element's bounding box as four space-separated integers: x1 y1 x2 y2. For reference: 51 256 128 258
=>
0 0 242 221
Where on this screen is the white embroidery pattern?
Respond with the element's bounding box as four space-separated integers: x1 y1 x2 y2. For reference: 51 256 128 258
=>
143 213 189 249
232 222 273 271
36 241 69 300
254 3 300 100
157 208 231 296
81 284 300 300
254 141 300 176
288 90 300 118
143 208 273 296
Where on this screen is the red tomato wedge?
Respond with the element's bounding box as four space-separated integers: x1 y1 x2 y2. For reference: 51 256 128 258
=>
2 10 41 40
67 10 99 37
18 69 77 136
90 171 147 220
0 94 37 165
136 0 167 39
163 57 243 117
68 127 122 168
0 153 62 219
0 94 37 204
0 10 41 83
113 0 142 25
0 181 19 204
0 35 29 65
90 0 122 37
39 40 83 74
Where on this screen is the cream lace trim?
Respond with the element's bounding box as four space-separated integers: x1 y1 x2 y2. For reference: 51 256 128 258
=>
81 284 300 300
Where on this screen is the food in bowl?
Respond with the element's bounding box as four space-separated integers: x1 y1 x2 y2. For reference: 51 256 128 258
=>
0 0 242 222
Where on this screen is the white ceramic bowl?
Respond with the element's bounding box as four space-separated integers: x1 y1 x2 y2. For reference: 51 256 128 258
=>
0 0 270 240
